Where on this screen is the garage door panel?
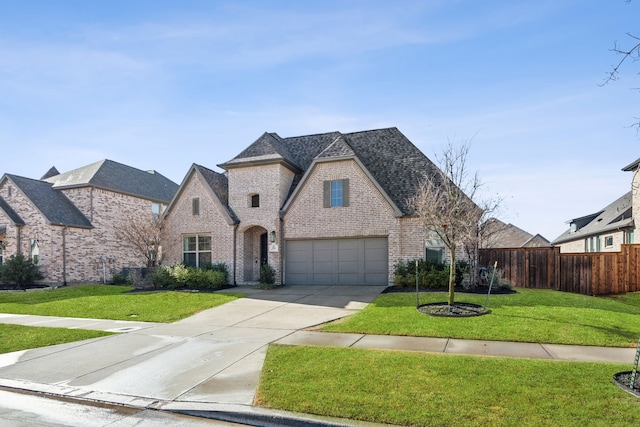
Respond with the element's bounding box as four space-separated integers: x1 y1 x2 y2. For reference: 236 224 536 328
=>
286 238 388 285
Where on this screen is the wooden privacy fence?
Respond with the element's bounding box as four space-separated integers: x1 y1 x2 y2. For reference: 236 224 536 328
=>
478 245 640 296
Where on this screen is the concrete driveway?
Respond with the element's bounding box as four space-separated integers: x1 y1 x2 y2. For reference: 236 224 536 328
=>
0 285 385 412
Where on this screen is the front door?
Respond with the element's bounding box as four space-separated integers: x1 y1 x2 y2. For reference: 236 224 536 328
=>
260 232 268 267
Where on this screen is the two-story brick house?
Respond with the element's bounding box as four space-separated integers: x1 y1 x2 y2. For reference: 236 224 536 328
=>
0 160 178 284
163 127 445 285
552 156 639 252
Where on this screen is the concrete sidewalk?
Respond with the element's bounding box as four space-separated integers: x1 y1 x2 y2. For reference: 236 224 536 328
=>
0 285 636 426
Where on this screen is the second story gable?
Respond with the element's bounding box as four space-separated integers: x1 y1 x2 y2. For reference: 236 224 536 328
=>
216 127 441 225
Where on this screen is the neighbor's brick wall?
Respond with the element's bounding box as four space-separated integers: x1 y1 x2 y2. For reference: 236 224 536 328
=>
283 159 425 283
163 172 235 278
0 179 54 282
60 187 157 283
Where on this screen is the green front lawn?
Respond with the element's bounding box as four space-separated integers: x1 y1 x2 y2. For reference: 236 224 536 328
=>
0 324 112 353
322 289 640 347
257 345 640 427
0 285 243 323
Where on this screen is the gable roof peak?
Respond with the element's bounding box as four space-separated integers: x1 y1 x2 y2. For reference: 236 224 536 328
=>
315 134 356 160
40 166 60 180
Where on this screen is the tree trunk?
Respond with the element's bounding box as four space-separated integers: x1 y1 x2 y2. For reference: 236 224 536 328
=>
448 246 456 306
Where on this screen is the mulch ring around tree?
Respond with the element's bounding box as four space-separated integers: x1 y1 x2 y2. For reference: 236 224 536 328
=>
418 302 490 317
613 372 640 398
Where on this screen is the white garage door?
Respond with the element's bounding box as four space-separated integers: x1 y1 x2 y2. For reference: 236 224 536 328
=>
285 238 388 285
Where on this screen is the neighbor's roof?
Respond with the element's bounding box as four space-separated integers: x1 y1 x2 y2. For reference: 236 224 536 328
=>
481 218 550 248
44 159 178 203
552 191 633 245
219 127 442 215
4 175 92 228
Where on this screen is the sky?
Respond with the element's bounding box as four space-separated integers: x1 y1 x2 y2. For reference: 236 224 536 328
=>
0 0 638 241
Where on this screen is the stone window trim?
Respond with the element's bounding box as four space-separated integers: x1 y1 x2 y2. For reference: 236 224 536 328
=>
323 179 350 208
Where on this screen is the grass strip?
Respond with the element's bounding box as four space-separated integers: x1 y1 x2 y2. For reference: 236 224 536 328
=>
0 285 243 323
322 289 640 347
257 345 640 427
0 324 111 354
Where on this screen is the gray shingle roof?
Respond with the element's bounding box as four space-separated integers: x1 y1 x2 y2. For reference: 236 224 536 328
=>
6 175 92 228
194 164 238 223
622 157 640 172
0 195 25 225
552 191 633 245
44 159 178 203
219 127 440 216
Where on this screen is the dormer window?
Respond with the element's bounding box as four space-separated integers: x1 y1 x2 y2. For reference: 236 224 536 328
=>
251 194 260 208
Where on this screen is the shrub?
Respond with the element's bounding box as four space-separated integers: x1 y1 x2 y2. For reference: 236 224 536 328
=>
260 264 275 285
393 259 451 289
0 254 44 288
111 273 128 285
152 263 229 290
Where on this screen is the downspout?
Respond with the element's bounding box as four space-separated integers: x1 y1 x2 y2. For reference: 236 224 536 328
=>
16 224 23 255
90 186 94 222
279 216 285 285
62 226 67 286
233 223 238 285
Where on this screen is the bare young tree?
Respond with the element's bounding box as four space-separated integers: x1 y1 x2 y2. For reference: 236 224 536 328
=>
411 140 499 306
115 215 166 268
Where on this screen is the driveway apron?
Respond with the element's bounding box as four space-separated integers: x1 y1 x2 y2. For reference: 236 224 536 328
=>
0 285 385 408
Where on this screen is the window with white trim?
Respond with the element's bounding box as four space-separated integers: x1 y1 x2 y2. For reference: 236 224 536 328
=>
604 235 614 248
183 234 211 267
30 239 40 264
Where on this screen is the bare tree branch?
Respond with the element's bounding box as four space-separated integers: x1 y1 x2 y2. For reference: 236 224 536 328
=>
115 216 166 268
602 33 640 85
409 140 502 305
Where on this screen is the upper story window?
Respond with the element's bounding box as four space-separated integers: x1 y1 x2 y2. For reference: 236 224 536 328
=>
152 202 166 221
323 179 350 208
251 194 260 208
192 198 200 215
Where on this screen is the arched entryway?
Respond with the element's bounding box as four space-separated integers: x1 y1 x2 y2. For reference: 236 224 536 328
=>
242 225 268 282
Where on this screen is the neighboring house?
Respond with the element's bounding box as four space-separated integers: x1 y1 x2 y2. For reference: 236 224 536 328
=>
0 160 178 284
163 127 449 285
552 157 639 253
481 218 551 249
